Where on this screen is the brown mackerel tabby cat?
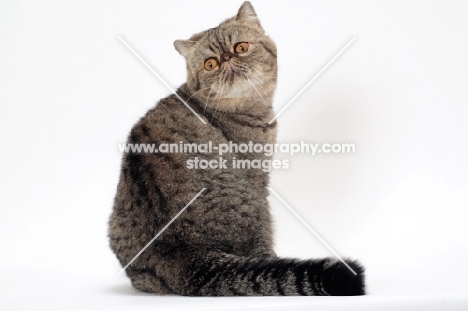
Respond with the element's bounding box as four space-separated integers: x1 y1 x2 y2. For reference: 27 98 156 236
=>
109 1 365 296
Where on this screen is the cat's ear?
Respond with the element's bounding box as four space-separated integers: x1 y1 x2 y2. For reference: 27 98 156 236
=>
173 40 196 57
236 1 261 27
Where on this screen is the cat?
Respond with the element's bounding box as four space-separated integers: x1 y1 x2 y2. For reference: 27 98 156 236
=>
108 1 365 296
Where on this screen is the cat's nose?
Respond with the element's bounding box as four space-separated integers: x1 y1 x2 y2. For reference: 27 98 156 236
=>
221 52 235 62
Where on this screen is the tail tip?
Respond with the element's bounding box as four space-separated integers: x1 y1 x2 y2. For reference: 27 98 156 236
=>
323 259 366 296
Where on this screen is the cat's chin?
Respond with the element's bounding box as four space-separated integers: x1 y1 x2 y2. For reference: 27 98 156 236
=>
223 81 249 98
204 96 267 114
224 76 267 99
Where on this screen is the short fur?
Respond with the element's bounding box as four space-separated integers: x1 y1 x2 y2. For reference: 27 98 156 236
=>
109 1 365 296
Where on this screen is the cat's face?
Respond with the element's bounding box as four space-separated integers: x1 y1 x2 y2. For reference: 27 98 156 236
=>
174 1 277 111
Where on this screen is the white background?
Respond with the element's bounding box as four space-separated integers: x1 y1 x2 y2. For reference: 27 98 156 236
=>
1 0 468 310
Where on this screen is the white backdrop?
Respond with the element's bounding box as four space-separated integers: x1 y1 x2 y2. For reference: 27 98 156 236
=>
1 0 468 310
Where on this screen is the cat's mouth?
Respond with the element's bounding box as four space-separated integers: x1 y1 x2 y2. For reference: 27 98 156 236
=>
222 62 241 84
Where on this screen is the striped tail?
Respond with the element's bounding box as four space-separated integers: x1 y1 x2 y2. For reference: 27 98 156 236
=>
185 253 365 296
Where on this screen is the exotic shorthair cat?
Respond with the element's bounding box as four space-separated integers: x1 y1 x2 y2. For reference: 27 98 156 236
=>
109 1 365 296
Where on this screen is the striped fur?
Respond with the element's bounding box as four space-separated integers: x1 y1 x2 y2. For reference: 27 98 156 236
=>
186 254 364 296
108 2 365 296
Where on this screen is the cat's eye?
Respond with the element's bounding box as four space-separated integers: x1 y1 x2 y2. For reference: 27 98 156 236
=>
204 58 218 71
235 42 249 54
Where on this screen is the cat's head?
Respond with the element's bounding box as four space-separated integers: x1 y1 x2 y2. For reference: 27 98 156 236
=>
174 1 277 111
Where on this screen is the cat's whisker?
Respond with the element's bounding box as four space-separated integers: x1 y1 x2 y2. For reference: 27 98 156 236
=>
237 63 275 95
211 78 226 122
223 74 237 117
247 68 276 91
206 79 224 113
187 86 212 102
248 72 270 95
250 66 277 84
214 75 226 102
248 75 266 95
243 71 264 102
216 81 226 102
204 83 216 112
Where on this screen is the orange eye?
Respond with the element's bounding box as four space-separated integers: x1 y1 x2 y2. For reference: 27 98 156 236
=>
235 42 249 54
204 58 218 71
